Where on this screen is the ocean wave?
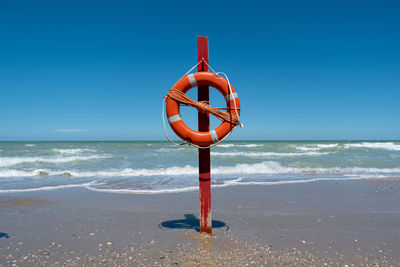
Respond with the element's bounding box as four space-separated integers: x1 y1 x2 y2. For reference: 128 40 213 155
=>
295 144 338 151
2 161 400 178
343 174 388 179
52 148 97 154
70 166 200 177
86 185 199 194
0 169 49 177
1 173 396 194
0 155 108 167
71 176 392 194
218 176 369 187
1 173 398 194
84 178 243 194
0 169 78 177
343 142 400 151
211 151 330 157
156 148 186 153
217 144 264 148
211 161 400 175
24 144 36 147
0 166 198 178
0 181 99 193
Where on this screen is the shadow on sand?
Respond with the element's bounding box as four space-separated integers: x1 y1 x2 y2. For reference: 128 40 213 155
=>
159 214 229 232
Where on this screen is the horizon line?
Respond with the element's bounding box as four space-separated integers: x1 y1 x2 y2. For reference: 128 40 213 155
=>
0 139 399 142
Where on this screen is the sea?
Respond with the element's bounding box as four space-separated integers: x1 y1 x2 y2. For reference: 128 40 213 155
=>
0 141 399 194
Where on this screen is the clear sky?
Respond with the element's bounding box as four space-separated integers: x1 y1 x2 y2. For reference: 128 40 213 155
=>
0 0 399 141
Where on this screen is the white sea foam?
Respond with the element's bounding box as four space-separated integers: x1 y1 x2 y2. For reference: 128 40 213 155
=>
2 173 396 194
71 165 199 177
156 148 186 153
217 144 263 148
0 166 197 178
0 169 86 178
0 155 108 167
52 148 96 154
24 144 36 147
222 177 367 187
0 169 50 177
85 178 244 194
2 161 400 179
1 173 397 194
85 185 199 194
84 175 393 194
211 151 330 157
212 161 400 175
0 179 240 194
295 144 338 151
0 181 98 193
343 142 400 151
343 174 388 179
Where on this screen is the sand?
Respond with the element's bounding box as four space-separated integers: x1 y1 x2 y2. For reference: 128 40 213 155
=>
0 180 399 266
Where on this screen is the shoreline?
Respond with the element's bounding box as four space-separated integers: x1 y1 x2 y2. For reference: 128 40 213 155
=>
1 176 400 195
1 180 399 266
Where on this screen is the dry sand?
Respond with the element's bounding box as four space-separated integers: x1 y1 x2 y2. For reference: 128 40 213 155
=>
1 180 399 266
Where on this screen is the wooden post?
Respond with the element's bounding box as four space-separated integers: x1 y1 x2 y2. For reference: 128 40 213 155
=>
197 36 212 234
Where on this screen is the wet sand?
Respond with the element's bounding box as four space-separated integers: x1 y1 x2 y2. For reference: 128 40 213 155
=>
0 180 399 266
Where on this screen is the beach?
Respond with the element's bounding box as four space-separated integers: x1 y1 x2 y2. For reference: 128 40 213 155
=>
1 141 400 266
1 180 399 266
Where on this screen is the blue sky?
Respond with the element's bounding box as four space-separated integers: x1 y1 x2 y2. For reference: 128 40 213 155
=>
0 0 399 140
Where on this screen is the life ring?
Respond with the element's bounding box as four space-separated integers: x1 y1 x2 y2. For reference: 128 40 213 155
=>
166 72 240 147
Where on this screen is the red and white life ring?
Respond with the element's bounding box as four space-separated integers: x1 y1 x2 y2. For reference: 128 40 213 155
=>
166 72 240 147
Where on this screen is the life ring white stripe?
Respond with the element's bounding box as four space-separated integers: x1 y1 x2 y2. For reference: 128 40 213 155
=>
225 92 238 102
187 74 197 88
210 130 219 143
168 114 182 124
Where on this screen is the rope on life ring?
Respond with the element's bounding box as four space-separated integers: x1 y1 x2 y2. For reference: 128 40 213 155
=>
166 89 241 126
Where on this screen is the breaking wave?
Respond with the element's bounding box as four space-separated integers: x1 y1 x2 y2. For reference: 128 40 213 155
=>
156 148 186 153
211 151 330 157
0 175 392 194
217 144 264 148
0 155 108 167
343 142 400 151
295 144 338 151
1 161 400 178
51 148 97 154
0 181 99 193
1 141 400 195
293 142 400 151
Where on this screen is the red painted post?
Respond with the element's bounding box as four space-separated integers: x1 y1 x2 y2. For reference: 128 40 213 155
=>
197 36 212 234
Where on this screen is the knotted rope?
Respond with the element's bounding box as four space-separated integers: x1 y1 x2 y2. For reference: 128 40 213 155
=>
167 88 240 125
